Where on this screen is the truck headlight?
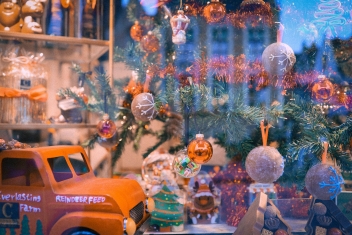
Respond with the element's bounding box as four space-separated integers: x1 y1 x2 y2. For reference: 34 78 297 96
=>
146 197 155 213
123 217 136 235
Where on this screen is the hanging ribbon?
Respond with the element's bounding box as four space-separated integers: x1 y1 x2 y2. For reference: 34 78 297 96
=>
143 72 152 92
0 85 48 102
322 141 329 164
275 22 284 43
260 120 271 146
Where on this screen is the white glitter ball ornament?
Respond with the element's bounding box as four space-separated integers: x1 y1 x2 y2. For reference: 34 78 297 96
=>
245 146 284 183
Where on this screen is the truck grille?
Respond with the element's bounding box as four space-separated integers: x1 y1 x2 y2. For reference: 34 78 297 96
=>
129 201 144 224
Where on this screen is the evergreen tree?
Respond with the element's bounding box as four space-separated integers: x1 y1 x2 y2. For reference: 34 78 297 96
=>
150 184 184 229
20 215 30 235
10 228 16 235
35 220 43 235
60 0 352 188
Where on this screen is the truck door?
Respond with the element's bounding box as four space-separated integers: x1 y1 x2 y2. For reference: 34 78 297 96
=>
0 157 45 235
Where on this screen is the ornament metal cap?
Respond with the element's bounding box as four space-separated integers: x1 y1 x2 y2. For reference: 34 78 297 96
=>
103 113 109 120
196 133 204 138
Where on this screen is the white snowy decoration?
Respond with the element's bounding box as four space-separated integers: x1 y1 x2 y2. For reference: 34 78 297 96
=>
131 92 158 121
262 42 296 76
170 10 190 45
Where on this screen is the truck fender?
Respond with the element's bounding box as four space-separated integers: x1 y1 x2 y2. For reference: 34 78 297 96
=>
49 211 125 235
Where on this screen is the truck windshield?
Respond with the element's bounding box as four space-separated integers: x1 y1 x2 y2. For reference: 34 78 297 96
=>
68 153 89 176
48 156 73 182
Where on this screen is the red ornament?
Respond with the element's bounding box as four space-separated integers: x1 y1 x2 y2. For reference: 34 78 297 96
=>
203 0 226 23
96 114 117 138
311 75 335 102
274 229 289 235
170 10 190 45
130 21 143 41
328 228 342 235
141 31 159 53
187 134 213 164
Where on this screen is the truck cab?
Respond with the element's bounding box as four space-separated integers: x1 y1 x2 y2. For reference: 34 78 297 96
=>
0 145 153 235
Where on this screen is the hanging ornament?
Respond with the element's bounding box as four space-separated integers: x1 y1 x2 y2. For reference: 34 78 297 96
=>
311 75 335 103
141 31 160 53
131 92 158 122
187 134 213 164
245 121 284 183
173 148 201 178
238 0 273 27
305 142 344 200
262 23 296 76
239 0 266 12
130 21 144 41
142 149 179 196
184 3 198 16
97 132 119 150
61 0 70 8
202 0 226 23
96 113 117 138
170 10 190 45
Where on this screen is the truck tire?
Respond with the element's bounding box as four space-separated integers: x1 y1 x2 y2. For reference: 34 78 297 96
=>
70 231 97 235
63 228 98 235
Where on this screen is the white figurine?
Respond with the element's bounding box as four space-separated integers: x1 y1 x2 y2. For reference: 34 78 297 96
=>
170 10 190 45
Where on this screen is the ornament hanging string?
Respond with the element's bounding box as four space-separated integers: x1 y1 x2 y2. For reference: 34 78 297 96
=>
104 92 108 114
322 141 328 164
143 72 152 92
260 120 271 146
275 22 284 43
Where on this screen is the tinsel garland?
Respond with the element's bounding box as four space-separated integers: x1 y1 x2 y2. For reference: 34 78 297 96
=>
186 55 323 89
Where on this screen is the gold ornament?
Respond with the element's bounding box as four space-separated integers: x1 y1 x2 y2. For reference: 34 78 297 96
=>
311 75 335 102
187 134 213 164
130 21 143 41
203 0 226 23
141 31 160 53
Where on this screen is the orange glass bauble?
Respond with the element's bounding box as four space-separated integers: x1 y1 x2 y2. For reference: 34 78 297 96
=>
140 31 159 53
184 3 198 16
97 114 117 138
311 75 335 102
187 134 213 164
203 0 226 23
130 21 143 41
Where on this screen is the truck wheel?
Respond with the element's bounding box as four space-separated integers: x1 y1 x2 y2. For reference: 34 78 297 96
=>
71 231 97 235
65 229 98 235
70 231 97 235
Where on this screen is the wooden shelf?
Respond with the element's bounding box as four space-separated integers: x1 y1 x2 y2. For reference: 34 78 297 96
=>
0 123 96 130
0 32 109 64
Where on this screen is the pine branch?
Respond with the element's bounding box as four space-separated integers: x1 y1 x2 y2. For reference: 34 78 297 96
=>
81 133 100 149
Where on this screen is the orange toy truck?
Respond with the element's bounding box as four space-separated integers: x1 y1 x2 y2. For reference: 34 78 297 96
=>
0 145 154 235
